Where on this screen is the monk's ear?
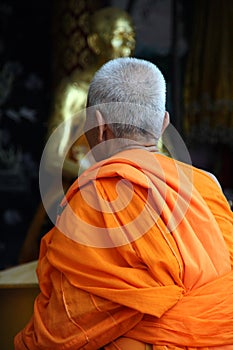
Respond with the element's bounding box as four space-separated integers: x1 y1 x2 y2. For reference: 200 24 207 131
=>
95 110 106 142
161 111 170 134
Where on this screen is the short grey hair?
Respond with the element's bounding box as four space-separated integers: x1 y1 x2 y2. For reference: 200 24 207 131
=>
87 57 166 140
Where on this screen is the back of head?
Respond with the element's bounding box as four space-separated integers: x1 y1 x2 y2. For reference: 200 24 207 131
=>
87 57 166 140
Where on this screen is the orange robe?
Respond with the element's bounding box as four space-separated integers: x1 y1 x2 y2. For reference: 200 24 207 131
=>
14 150 233 350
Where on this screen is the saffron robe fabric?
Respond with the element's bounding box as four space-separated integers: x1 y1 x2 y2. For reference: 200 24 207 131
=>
14 150 233 349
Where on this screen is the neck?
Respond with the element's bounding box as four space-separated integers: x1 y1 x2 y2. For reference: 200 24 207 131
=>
107 138 159 157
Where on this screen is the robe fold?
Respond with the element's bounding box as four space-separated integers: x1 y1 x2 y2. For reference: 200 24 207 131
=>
14 150 233 350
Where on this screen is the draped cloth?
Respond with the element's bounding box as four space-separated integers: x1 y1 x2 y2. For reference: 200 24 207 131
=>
14 150 233 349
183 0 233 145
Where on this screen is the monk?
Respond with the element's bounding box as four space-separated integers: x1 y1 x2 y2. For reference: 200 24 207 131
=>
14 58 233 349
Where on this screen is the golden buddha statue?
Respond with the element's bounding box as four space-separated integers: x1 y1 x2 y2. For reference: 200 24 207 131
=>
18 7 136 263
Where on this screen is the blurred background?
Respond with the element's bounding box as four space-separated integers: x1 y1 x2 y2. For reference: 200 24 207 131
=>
0 0 232 269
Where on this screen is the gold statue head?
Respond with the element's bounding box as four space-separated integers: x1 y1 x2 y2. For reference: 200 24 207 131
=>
87 7 135 60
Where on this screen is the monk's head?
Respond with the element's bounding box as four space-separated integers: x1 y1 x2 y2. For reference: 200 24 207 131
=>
85 57 169 161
